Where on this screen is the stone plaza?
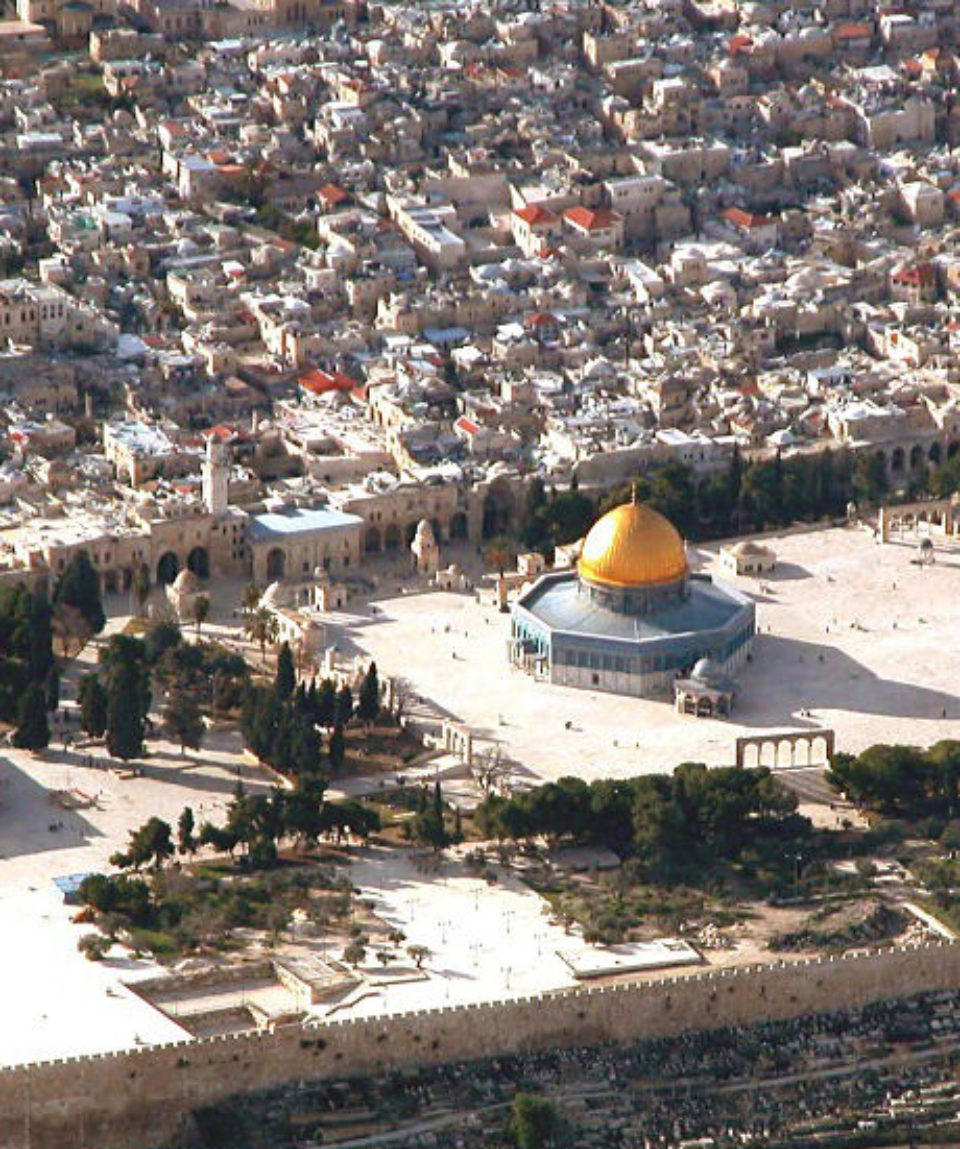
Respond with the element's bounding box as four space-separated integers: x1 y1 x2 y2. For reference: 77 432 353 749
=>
337 522 960 781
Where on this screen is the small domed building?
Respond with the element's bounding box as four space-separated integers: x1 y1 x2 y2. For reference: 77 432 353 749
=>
509 494 755 698
411 519 440 576
166 567 202 621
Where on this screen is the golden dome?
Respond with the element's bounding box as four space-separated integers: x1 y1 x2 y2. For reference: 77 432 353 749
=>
577 497 687 589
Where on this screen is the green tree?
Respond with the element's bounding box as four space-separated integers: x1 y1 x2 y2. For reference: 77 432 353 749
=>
244 606 278 661
358 662 380 724
484 535 514 576
521 478 550 551
544 488 594 545
177 806 196 856
242 582 263 612
79 673 108 738
275 641 296 700
328 723 345 773
44 664 60 713
315 678 336 726
510 1093 558 1149
19 593 53 680
335 684 353 726
106 662 146 762
130 817 174 870
343 939 366 967
191 593 210 636
144 620 181 666
53 550 106 634
13 682 49 751
852 452 889 507
163 688 204 755
407 943 431 969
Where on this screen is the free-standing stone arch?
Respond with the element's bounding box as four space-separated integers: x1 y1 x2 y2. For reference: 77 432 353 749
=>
735 729 835 770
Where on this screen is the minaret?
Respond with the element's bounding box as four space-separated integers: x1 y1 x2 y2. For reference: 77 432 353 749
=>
202 434 229 516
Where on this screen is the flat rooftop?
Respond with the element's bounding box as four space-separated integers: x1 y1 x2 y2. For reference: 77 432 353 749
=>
248 506 364 540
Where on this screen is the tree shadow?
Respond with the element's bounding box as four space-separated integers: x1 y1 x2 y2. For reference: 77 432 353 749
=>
734 635 960 729
0 755 104 861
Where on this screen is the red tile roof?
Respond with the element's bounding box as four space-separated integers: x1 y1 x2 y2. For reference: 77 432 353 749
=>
298 368 356 394
318 183 349 205
514 204 558 226
722 206 776 230
563 206 620 232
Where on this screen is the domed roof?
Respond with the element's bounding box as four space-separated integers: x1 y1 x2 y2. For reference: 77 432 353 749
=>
691 657 723 683
171 568 199 593
578 495 687 589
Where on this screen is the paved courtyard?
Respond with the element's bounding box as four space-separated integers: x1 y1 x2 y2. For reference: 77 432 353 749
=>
0 699 269 1066
336 523 960 781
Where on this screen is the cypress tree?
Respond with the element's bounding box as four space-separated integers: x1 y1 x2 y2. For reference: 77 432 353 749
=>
290 712 320 777
316 678 336 726
20 593 54 681
106 662 145 761
335 684 353 727
79 673 108 738
328 724 345 774
53 550 106 634
13 682 49 751
270 709 294 775
44 665 60 712
275 641 296 701
358 662 379 724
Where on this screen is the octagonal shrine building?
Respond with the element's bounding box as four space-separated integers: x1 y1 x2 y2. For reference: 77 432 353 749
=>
509 494 755 699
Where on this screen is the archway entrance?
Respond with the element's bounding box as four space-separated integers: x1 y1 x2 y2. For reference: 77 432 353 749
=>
156 552 180 585
266 548 286 581
187 546 210 579
364 526 382 554
384 523 401 551
482 481 515 539
450 512 468 540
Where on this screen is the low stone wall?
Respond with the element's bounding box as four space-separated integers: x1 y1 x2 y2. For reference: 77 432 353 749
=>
2 942 960 1149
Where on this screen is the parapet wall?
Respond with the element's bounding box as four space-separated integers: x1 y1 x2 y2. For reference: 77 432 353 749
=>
3 942 960 1149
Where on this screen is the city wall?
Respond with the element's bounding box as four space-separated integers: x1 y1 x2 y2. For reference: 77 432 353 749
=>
2 942 960 1149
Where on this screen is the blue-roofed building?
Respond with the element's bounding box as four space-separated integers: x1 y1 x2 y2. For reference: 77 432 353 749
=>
247 504 364 583
509 497 754 705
